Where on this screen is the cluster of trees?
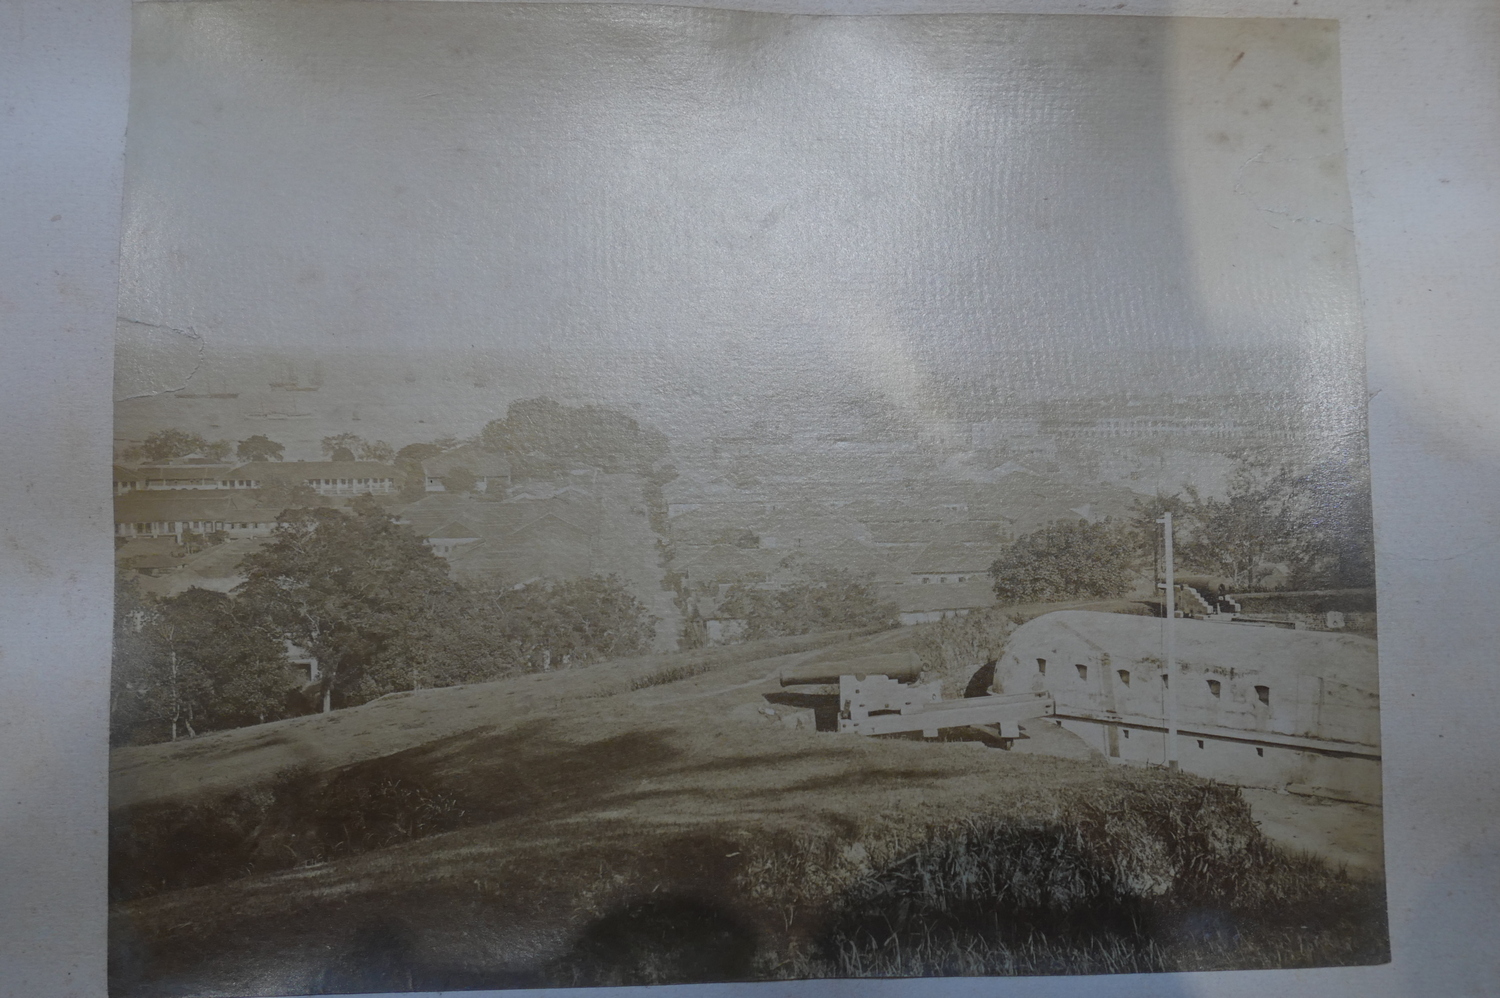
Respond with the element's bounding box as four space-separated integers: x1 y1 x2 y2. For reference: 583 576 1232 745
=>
121 429 289 464
122 429 413 468
988 519 1138 604
480 397 670 477
112 574 293 744
112 498 656 745
125 396 669 482
987 455 1377 605
320 433 396 463
1167 456 1375 591
122 429 234 464
237 434 284 462
700 567 897 644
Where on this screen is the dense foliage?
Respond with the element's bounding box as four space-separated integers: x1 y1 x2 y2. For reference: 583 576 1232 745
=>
237 498 470 712
479 397 670 477
1131 455 1376 591
992 453 1377 604
319 433 395 463
112 499 660 741
989 519 1137 604
111 572 296 745
236 434 285 462
714 567 897 641
123 428 228 464
368 575 657 696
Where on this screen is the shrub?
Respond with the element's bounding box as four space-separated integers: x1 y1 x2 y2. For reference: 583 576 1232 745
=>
990 520 1136 604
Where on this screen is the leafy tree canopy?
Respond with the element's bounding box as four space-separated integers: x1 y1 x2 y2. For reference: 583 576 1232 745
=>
989 519 1136 604
358 439 395 463
124 428 209 464
479 397 669 476
237 435 285 462
317 434 394 464
236 497 460 713
111 576 294 745
1132 455 1375 591
321 433 364 460
355 573 655 696
716 566 896 642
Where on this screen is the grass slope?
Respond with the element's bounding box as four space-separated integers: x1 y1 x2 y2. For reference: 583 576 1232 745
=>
109 626 1387 996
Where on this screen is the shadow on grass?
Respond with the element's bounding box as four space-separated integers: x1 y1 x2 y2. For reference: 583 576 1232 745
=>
109 720 1389 995
109 719 689 902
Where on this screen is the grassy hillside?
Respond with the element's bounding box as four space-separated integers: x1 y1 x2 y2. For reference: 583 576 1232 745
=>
109 626 1386 996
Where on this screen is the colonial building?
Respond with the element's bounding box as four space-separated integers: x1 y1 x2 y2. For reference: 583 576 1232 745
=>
242 460 397 496
907 542 999 586
113 493 280 542
112 460 397 495
113 464 248 492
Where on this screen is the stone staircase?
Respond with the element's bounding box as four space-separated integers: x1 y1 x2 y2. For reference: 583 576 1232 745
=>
1173 583 1241 618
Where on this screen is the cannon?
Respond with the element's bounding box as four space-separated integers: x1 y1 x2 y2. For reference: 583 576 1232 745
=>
835 674 1054 741
778 650 1053 744
778 651 922 687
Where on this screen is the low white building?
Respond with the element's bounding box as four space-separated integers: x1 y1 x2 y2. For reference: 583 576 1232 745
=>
993 610 1381 803
246 460 397 496
113 493 280 542
892 578 996 625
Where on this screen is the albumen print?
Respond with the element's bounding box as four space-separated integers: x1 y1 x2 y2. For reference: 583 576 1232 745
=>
110 4 1386 993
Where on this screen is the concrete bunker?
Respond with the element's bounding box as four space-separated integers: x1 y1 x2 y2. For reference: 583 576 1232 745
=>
993 610 1381 803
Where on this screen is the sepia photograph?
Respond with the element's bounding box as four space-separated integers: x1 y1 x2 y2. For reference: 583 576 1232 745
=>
108 4 1386 994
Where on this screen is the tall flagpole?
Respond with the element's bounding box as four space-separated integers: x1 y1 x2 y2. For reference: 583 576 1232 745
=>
1159 512 1179 770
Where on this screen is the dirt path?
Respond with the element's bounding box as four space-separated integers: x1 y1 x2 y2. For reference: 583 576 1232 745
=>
1242 788 1385 878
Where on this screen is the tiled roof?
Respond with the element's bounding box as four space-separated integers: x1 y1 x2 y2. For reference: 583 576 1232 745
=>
787 538 903 581
428 521 480 540
114 493 279 523
892 579 997 614
863 518 952 543
230 461 397 481
421 446 510 479
908 543 1001 575
674 544 781 583
397 493 600 540
446 521 596 584
931 521 1009 545
131 465 235 481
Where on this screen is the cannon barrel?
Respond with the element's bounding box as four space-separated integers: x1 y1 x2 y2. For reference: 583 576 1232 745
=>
779 652 922 687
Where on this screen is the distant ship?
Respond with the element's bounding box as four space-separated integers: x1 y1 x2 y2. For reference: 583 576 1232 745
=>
269 358 323 391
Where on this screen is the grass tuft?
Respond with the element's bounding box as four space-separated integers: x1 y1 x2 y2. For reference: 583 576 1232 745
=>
628 661 714 691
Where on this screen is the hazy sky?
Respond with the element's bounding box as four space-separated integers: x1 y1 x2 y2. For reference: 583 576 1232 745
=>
118 3 1363 434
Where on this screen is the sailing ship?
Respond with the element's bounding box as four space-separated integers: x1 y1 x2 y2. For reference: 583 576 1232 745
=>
269 358 323 391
